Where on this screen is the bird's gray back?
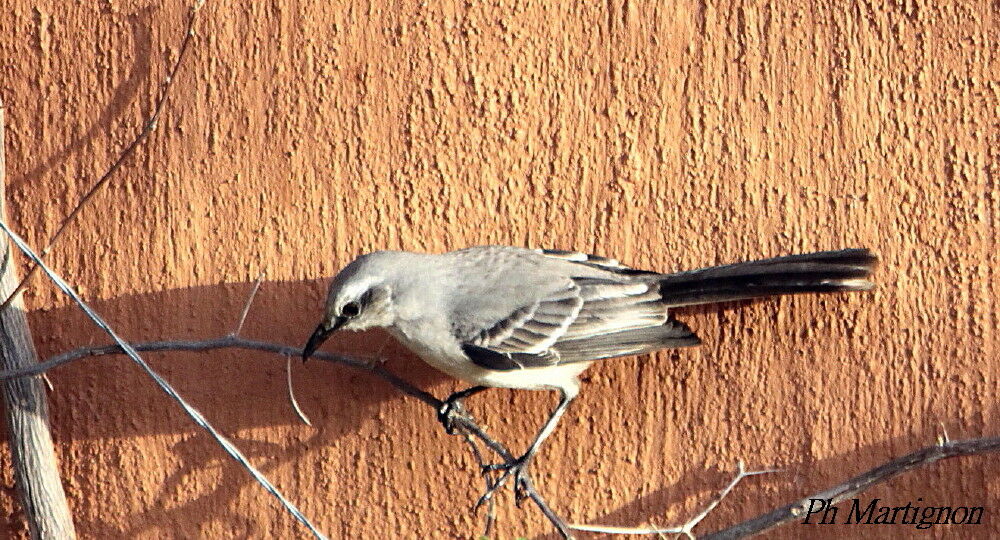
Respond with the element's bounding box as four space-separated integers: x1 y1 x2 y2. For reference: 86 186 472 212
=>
439 246 638 343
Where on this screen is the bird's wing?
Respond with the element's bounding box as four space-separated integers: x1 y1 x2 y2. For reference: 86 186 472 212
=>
460 277 701 371
537 249 659 276
465 280 583 356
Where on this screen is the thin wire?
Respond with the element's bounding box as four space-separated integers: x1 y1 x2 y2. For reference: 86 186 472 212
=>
0 220 327 540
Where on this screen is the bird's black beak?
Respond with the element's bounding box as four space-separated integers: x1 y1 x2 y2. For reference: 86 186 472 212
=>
302 317 346 363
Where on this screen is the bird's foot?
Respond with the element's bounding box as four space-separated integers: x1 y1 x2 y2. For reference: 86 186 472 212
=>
437 398 470 435
474 455 531 511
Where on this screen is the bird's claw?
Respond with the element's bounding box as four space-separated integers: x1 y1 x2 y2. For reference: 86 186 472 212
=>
473 456 530 511
437 399 467 435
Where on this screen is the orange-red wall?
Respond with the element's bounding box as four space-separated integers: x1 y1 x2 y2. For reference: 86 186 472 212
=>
1 1 997 538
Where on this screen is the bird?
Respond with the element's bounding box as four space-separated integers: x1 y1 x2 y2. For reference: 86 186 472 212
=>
302 246 876 501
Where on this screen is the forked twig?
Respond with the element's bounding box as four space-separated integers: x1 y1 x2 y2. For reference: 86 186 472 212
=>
571 462 778 538
700 437 1000 539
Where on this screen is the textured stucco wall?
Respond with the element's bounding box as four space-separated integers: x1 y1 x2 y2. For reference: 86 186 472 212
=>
0 1 997 538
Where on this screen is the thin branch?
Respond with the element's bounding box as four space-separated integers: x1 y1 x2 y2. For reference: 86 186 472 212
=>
571 462 777 538
0 335 367 380
700 436 1000 539
679 465 778 536
457 428 497 537
518 474 575 538
285 355 312 426
4 335 997 540
232 272 265 337
0 0 206 310
0 221 328 540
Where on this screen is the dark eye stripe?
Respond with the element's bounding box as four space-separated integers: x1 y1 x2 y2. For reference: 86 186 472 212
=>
358 289 374 305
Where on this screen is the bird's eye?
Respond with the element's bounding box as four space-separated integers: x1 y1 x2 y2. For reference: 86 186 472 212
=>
341 302 361 317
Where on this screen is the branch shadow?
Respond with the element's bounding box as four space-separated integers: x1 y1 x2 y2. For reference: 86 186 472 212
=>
19 277 449 538
8 5 155 195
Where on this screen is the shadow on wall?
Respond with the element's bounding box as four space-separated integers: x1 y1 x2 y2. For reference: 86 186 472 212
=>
1 279 996 538
28 278 449 440
533 432 1000 540
10 278 448 538
10 5 157 195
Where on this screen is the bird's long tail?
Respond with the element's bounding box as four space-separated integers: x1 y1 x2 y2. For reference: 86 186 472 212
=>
656 248 877 307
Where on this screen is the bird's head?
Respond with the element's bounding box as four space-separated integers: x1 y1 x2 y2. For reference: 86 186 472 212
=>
302 252 400 362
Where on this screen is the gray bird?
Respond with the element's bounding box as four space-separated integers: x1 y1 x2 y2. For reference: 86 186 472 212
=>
302 246 876 498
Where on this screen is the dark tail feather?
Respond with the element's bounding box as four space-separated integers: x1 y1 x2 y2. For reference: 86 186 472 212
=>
657 248 877 307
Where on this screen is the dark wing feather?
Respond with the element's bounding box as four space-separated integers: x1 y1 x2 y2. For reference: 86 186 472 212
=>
539 249 659 276
554 320 700 363
462 344 558 370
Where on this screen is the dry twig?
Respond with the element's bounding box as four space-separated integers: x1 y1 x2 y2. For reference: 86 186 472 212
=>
232 272 265 337
571 462 778 538
285 355 313 426
701 437 1000 539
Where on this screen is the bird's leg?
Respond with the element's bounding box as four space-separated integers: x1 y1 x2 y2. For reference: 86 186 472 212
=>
477 387 577 508
438 385 488 435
